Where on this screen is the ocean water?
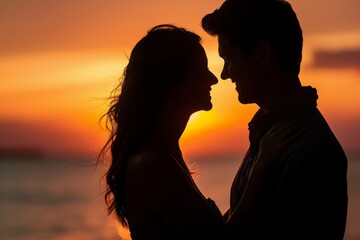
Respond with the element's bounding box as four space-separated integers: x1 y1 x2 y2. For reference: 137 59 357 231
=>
0 156 359 240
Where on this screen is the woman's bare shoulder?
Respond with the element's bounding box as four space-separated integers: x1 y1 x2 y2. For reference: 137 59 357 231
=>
128 148 171 166
126 148 184 201
127 148 175 180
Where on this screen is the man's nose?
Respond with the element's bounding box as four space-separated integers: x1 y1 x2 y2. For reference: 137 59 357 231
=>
221 67 230 80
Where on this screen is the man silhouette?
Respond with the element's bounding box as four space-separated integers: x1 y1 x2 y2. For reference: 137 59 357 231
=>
202 0 348 239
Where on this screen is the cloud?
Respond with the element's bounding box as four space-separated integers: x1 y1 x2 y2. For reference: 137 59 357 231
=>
311 48 360 69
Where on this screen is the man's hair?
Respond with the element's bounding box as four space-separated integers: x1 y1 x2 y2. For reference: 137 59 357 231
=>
202 0 303 74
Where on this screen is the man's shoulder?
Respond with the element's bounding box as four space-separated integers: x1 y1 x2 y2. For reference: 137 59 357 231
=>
270 108 341 147
296 109 345 155
268 111 347 167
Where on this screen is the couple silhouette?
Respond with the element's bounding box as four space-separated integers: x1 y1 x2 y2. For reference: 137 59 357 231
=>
99 0 348 239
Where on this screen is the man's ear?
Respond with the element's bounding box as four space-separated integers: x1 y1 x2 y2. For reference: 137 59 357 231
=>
254 40 273 67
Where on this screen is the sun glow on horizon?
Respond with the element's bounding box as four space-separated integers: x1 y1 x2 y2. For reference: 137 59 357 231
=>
1 44 359 157
1 0 360 157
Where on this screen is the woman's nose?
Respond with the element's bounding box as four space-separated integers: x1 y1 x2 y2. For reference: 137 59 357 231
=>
209 71 218 85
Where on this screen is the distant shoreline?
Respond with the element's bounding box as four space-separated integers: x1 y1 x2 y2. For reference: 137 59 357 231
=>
0 147 45 160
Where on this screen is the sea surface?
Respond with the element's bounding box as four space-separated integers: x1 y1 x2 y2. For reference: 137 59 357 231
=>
0 155 359 240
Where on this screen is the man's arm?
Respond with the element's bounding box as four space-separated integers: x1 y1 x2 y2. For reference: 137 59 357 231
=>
270 151 348 240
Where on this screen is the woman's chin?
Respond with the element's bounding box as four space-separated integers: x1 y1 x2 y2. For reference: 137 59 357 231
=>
201 102 213 111
189 101 213 114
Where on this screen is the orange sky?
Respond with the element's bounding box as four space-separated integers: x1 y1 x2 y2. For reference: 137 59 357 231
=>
0 0 359 159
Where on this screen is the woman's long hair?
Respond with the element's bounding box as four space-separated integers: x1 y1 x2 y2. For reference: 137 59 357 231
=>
99 24 201 226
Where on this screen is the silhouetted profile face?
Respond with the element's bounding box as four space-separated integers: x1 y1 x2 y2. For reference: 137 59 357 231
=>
175 43 218 113
218 35 262 104
116 25 218 132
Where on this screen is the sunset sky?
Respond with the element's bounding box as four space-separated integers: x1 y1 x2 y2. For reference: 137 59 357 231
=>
0 0 359 159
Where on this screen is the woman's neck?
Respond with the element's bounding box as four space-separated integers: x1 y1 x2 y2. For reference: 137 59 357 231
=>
152 108 191 155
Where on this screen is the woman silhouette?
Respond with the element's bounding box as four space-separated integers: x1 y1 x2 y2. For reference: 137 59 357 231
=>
99 25 223 239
